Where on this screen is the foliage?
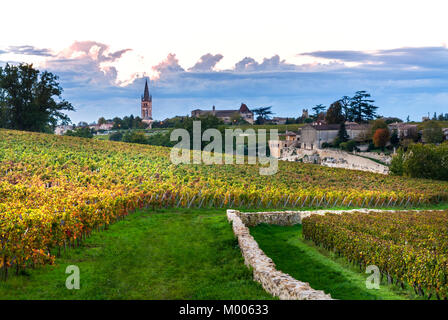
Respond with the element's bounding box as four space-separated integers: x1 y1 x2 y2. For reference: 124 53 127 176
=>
333 122 348 147
0 63 73 132
252 106 274 124
325 101 345 124
109 131 123 141
390 143 448 181
370 119 388 135
64 127 93 139
348 91 378 122
251 224 413 300
340 140 357 152
0 208 272 299
312 104 326 120
303 211 448 299
0 129 447 275
122 131 148 144
112 115 147 130
373 128 390 149
422 120 444 144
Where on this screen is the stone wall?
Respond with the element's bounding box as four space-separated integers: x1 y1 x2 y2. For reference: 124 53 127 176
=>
280 149 389 174
228 208 446 299
227 209 332 300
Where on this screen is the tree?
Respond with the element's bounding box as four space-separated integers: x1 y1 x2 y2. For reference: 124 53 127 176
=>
0 63 74 132
406 115 410 122
422 120 444 144
371 119 388 136
349 91 378 122
325 101 345 124
373 128 390 150
311 104 326 119
333 122 349 147
390 130 400 147
339 96 353 121
252 106 274 124
230 112 248 125
122 131 148 144
98 117 107 125
64 127 93 138
109 131 123 141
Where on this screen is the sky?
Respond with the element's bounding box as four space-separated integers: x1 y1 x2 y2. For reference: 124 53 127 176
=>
1 0 448 123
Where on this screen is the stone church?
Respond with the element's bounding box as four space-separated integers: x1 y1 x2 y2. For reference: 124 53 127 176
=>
141 79 153 127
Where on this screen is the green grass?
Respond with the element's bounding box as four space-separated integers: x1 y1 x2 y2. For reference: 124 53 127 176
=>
0 208 272 300
250 224 421 300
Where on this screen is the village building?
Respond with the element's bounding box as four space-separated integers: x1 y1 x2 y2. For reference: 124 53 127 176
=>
271 117 288 125
54 125 74 135
191 103 254 124
268 122 371 157
388 122 418 139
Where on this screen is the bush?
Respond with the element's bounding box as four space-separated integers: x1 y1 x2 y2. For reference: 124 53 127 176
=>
64 127 93 139
390 143 448 180
122 131 148 144
321 142 331 148
109 131 123 141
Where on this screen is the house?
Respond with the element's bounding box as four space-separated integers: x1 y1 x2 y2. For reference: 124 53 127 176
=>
54 125 74 135
191 103 254 124
268 131 300 158
300 124 340 150
271 117 288 125
388 122 418 139
345 122 371 141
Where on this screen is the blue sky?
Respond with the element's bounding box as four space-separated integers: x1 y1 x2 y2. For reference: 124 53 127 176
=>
1 0 448 123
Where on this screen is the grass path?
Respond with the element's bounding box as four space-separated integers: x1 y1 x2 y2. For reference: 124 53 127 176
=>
250 224 420 300
0 209 272 300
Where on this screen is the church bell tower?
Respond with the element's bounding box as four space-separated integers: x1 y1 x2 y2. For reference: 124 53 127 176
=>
141 79 152 121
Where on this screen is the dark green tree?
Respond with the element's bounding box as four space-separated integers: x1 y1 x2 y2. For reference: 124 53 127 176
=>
349 91 378 122
311 104 326 119
252 106 274 124
0 63 74 132
64 127 93 138
325 101 345 124
339 96 353 121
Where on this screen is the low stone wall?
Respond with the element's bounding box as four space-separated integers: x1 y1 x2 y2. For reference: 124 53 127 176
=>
280 149 389 174
228 208 446 300
227 209 332 300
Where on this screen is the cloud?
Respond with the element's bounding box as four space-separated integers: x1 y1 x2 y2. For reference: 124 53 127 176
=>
5 42 448 123
301 46 448 70
0 45 54 56
189 53 223 72
152 53 184 79
41 41 132 86
234 55 298 72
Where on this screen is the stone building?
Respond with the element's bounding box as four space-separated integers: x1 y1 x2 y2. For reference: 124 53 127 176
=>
141 79 153 127
388 122 418 139
300 124 340 150
191 103 254 124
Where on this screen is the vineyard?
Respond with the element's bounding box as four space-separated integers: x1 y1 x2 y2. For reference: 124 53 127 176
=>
302 211 448 299
1 129 448 278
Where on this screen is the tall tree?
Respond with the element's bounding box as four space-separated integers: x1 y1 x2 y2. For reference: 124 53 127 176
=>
338 96 353 121
0 63 74 132
325 101 345 124
349 91 378 122
311 104 326 119
252 106 274 124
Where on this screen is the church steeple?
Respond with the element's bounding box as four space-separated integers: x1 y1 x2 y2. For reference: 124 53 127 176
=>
142 79 151 101
141 78 153 123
